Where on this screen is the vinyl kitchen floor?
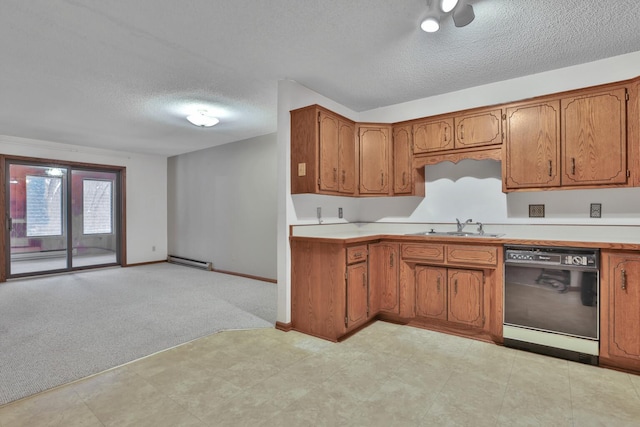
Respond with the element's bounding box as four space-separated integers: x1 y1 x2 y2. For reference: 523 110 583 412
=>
1 322 639 427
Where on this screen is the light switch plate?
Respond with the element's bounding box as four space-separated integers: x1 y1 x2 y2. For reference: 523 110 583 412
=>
298 162 306 176
590 203 602 218
529 204 545 218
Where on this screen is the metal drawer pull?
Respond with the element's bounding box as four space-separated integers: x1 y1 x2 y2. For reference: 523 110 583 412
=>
454 279 458 295
548 160 552 177
333 167 337 182
460 124 464 140
437 276 441 293
390 253 394 267
621 269 627 290
571 158 576 175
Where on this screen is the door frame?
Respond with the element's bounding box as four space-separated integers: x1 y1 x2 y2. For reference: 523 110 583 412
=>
0 154 127 282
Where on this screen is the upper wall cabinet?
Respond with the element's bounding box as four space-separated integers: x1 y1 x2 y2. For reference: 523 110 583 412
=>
412 108 502 155
413 117 454 154
358 125 391 195
561 87 627 186
291 105 356 196
454 108 503 149
392 124 414 195
504 100 561 189
503 85 630 191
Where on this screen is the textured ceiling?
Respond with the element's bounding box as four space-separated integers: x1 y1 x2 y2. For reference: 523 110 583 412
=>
1 0 639 156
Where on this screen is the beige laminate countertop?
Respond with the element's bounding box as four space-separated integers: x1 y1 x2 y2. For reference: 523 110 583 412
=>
290 222 640 250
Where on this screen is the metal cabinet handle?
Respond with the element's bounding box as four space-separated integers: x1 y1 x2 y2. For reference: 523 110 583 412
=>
571 158 576 175
460 124 465 140
362 273 366 287
7 216 12 231
548 160 552 177
342 170 345 184
454 279 458 295
621 269 627 290
444 128 448 142
390 253 394 268
402 172 406 186
381 172 384 186
437 276 441 293
333 167 337 183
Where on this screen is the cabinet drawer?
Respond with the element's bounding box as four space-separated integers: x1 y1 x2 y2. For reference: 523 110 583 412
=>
347 245 368 264
401 243 445 262
447 245 497 266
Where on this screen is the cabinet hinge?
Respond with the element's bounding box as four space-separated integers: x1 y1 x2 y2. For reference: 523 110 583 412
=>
502 113 506 120
345 316 348 327
625 92 629 101
627 170 631 178
482 315 486 325
483 276 486 285
318 111 321 122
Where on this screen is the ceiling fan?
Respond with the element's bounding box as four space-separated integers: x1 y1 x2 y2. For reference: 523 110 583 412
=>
421 0 475 32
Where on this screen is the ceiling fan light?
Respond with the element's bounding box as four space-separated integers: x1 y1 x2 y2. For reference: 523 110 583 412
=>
420 16 440 33
452 3 475 27
440 0 459 13
186 110 220 127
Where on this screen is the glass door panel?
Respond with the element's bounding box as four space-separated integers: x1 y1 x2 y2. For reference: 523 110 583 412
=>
8 164 68 275
71 170 118 267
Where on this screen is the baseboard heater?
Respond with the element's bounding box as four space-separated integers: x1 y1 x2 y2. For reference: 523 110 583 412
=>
167 255 212 271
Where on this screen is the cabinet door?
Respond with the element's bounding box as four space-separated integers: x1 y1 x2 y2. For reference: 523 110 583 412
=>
346 262 368 328
369 243 399 314
412 118 454 153
604 254 640 361
415 266 447 320
318 111 340 192
338 120 356 194
359 126 390 194
393 125 413 195
504 101 561 189
561 88 627 186
447 269 484 327
454 109 502 149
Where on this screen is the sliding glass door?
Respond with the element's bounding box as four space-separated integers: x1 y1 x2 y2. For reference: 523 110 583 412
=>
6 160 121 277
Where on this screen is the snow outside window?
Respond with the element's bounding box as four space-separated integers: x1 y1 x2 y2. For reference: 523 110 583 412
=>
83 179 113 234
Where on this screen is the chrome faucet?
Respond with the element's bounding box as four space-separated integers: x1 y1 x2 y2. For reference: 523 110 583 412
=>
456 218 473 232
476 222 484 235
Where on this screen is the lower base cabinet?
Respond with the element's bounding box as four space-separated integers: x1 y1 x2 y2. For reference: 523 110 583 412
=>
600 251 640 372
415 266 485 328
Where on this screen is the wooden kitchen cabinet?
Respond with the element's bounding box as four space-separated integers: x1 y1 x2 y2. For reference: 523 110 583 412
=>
454 108 503 149
600 251 640 373
359 124 391 195
447 269 484 327
291 105 356 195
415 266 447 320
369 242 399 315
291 239 372 341
346 261 368 328
503 100 561 189
412 117 454 154
412 107 501 154
392 125 413 195
504 86 629 191
561 87 628 186
415 266 484 328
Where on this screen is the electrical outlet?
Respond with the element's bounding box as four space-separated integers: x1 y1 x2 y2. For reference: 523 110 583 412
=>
338 207 343 218
590 203 602 218
529 204 545 218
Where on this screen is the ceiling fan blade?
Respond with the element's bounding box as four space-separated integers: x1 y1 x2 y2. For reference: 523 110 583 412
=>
452 3 475 27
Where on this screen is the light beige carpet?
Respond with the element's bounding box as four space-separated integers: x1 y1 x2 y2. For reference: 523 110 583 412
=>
0 263 276 405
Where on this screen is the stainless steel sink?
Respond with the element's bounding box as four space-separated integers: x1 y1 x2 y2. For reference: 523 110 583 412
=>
408 230 504 238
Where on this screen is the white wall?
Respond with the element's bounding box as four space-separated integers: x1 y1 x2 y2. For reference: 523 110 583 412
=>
277 50 640 324
0 135 167 264
168 133 277 280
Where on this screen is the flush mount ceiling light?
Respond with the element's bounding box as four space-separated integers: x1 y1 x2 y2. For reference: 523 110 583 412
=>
420 0 475 33
186 110 220 127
